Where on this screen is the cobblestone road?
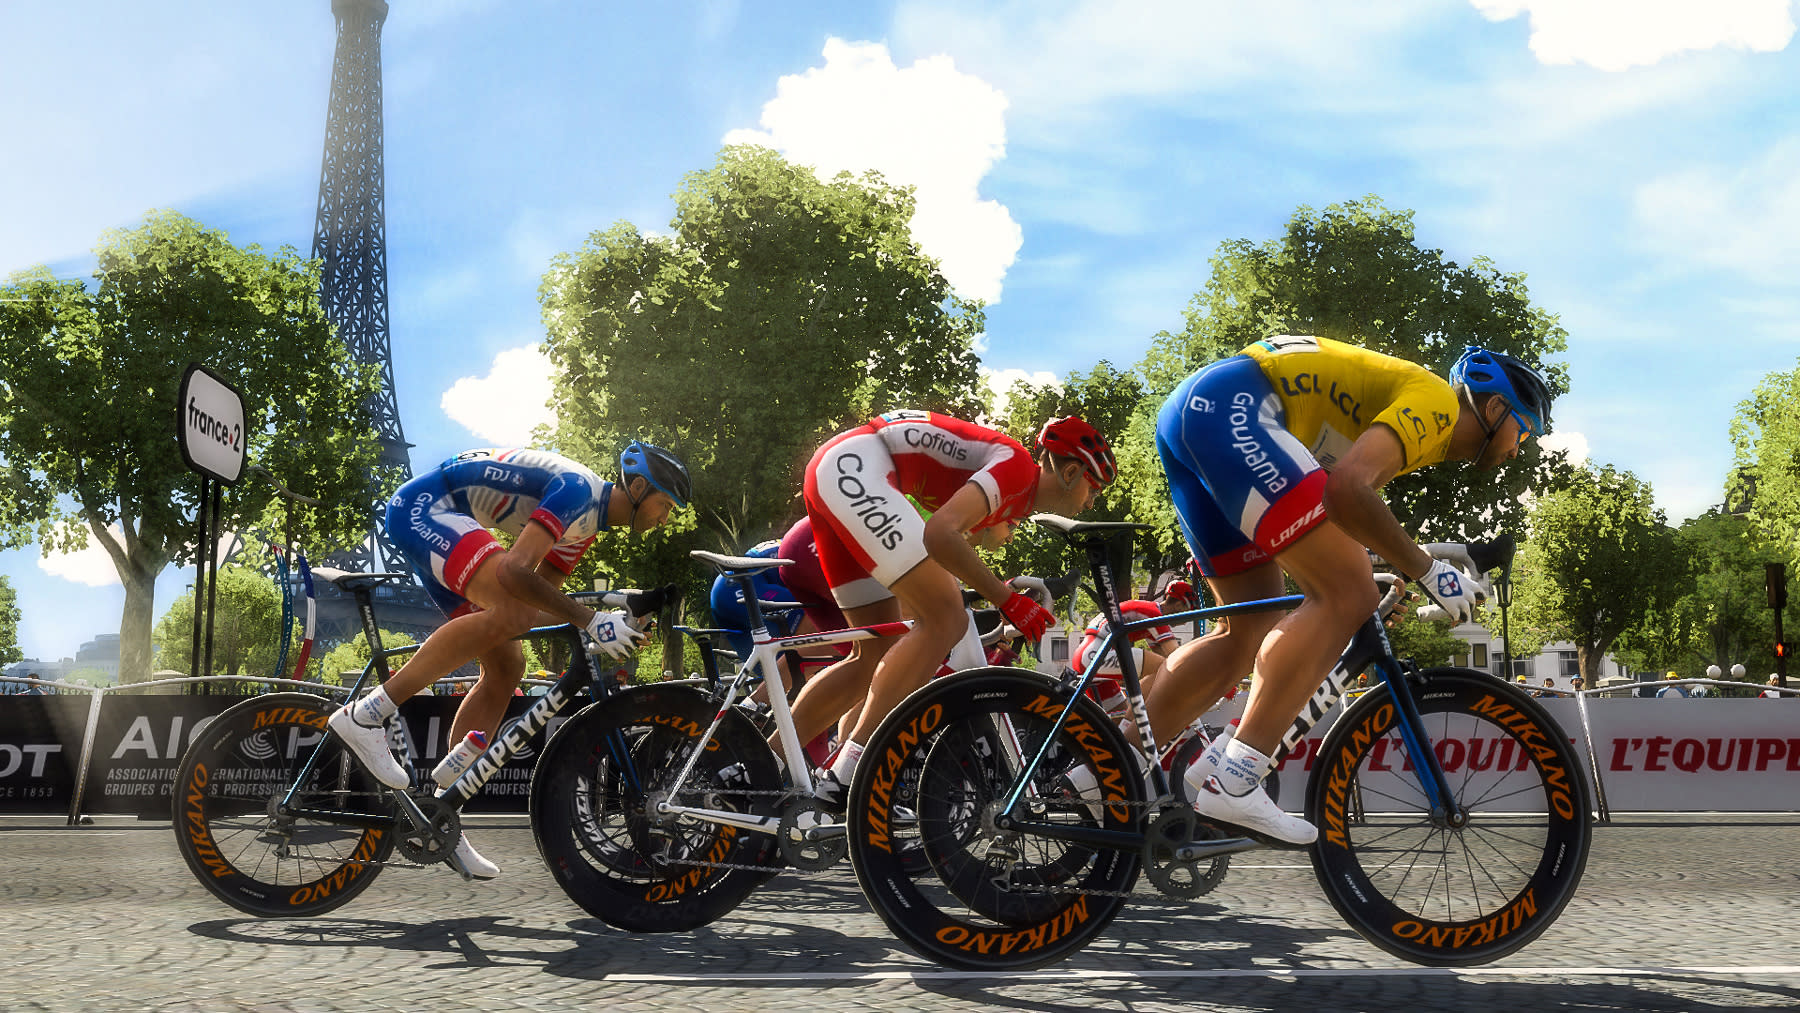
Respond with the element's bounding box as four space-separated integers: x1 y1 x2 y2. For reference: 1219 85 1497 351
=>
7 814 1800 1012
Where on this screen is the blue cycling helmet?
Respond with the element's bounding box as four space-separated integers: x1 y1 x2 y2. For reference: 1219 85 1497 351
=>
619 441 692 509
1448 346 1552 438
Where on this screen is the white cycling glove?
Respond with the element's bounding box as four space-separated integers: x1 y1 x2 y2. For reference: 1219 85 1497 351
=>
1417 559 1484 624
584 610 646 661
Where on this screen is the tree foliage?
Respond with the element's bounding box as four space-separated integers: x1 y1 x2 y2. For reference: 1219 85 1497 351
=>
0 211 391 682
1506 465 1682 680
1730 359 1800 565
0 576 20 667
984 361 1146 596
1134 196 1573 543
312 628 420 688
1614 510 1782 678
152 566 289 678
541 146 990 671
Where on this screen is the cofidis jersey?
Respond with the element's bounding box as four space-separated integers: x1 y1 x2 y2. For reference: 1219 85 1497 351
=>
1241 335 1459 475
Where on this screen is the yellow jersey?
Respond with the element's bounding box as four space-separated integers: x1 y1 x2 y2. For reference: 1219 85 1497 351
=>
1241 335 1458 476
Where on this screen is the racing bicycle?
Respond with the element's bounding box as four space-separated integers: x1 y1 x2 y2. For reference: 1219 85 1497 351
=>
843 514 1592 970
526 550 1073 933
171 567 675 916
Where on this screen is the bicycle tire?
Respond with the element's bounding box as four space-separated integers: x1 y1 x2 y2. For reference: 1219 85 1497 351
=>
847 667 1142 971
1305 668 1591 965
172 693 397 917
531 684 784 932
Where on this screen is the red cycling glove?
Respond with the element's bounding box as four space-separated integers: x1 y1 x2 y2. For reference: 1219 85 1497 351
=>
999 591 1055 643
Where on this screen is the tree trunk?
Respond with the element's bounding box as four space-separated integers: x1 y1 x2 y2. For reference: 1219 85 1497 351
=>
1577 641 1610 684
118 567 158 684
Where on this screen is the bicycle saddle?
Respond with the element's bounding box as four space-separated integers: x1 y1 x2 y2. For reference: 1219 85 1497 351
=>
691 550 794 574
1030 514 1155 538
307 567 412 591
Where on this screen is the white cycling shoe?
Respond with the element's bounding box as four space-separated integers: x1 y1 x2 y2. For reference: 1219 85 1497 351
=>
449 833 500 880
1189 775 1318 848
327 706 411 789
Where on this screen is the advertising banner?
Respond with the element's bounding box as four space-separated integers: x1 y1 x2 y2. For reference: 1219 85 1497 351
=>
0 696 93 814
1264 694 1800 814
0 690 570 818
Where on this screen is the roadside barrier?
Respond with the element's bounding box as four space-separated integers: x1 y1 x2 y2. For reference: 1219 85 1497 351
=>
5 674 1795 825
0 674 563 823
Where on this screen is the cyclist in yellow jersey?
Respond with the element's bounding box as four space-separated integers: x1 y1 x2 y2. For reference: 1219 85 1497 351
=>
1146 335 1553 845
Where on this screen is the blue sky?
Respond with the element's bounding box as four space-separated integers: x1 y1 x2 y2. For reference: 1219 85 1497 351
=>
4 0 1799 663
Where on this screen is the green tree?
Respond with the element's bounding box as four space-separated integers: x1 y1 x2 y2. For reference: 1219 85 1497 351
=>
152 566 288 677
542 146 988 669
0 211 390 683
1388 610 1469 668
0 576 20 667
1615 510 1780 678
1135 196 1574 543
1730 359 1800 563
311 628 419 688
1506 465 1683 682
984 361 1146 597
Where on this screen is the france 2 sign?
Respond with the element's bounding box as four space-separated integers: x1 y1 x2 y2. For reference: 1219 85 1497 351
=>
177 364 246 485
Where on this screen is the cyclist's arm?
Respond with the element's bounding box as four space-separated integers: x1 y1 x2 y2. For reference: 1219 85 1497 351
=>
922 482 1016 605
491 519 595 627
1323 424 1433 580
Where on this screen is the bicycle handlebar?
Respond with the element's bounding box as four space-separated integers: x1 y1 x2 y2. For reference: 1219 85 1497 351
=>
569 583 680 620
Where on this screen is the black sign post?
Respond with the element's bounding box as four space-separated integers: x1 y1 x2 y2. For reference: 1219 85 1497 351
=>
1770 562 1788 690
176 365 247 684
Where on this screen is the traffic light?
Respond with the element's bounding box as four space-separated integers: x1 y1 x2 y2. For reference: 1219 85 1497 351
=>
1779 641 1792 660
1771 562 1789 611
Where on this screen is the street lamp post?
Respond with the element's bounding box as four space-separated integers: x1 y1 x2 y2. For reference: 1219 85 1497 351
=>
1497 573 1513 681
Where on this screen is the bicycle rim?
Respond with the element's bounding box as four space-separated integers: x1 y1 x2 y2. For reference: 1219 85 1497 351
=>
531 685 783 932
173 693 396 917
848 668 1141 971
1305 669 1591 965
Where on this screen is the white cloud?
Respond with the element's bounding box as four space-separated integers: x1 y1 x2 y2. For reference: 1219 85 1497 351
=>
37 525 125 588
1632 136 1800 281
441 345 556 446
724 38 1021 304
1537 429 1589 467
980 366 1060 422
1472 0 1795 71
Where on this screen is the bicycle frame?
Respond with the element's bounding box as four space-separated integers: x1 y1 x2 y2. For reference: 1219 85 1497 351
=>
642 571 917 837
273 578 606 830
995 536 1462 849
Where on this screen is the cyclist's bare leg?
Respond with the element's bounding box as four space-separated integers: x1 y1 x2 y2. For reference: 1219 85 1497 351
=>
843 560 965 747
1142 565 1284 746
375 561 538 702
781 601 900 748
1233 522 1378 756
449 639 528 746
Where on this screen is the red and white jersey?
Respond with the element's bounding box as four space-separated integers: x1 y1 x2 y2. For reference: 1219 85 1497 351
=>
863 410 1038 530
1073 600 1174 672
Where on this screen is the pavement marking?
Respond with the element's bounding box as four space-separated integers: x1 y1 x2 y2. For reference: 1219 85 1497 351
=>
5 831 130 836
599 965 1800 983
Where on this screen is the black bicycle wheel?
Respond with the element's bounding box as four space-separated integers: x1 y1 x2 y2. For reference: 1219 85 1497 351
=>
172 693 397 917
531 684 784 932
848 667 1142 971
1305 669 1591 965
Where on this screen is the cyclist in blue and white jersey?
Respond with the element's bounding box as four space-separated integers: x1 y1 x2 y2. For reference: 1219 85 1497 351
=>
329 442 691 879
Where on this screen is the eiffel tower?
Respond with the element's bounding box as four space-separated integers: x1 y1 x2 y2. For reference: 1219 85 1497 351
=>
309 0 440 644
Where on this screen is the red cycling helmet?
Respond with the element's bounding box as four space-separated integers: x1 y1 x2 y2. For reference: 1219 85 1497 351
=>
1036 416 1117 487
1162 579 1195 602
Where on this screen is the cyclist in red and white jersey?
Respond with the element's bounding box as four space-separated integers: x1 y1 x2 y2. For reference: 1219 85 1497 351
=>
1073 579 1199 715
785 411 1116 806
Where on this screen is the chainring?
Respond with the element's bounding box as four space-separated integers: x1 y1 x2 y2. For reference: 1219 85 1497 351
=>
395 795 463 866
1142 806 1230 899
776 798 848 871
